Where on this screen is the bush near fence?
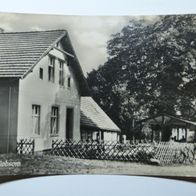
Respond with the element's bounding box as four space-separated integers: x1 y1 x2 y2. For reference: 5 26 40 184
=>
51 140 195 165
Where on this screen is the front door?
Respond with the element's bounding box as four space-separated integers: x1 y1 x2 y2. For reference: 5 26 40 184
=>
66 108 74 140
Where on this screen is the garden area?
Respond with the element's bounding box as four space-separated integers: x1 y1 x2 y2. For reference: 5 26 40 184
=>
0 139 195 177
0 153 196 177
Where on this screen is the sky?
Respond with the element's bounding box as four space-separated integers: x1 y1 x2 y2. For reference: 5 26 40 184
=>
0 0 196 76
0 13 129 74
0 12 159 75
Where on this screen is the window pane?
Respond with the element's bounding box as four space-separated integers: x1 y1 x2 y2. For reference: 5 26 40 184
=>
39 68 43 79
59 61 64 86
48 56 55 82
51 106 59 135
68 77 71 88
32 105 41 135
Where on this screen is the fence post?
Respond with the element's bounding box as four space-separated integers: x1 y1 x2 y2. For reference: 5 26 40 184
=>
20 139 23 155
51 140 54 155
32 139 35 154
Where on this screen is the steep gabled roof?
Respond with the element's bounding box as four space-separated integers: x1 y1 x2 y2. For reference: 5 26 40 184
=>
0 30 66 77
80 97 121 132
0 30 89 95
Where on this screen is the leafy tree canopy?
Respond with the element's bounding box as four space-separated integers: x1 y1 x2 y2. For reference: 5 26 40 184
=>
87 15 196 135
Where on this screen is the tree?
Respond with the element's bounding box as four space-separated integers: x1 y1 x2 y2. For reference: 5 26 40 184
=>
87 15 196 137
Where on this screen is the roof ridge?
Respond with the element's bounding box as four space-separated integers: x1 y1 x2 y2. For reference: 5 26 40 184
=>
0 29 67 34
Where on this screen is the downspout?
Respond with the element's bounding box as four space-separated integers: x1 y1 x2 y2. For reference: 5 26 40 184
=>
7 87 12 153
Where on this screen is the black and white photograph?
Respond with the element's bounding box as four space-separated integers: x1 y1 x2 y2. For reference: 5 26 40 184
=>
0 11 196 177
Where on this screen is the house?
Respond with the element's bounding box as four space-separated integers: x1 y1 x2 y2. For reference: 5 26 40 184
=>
80 97 120 141
138 113 196 142
0 30 90 153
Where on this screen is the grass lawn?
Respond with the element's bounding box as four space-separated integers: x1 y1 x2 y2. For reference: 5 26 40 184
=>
0 153 196 177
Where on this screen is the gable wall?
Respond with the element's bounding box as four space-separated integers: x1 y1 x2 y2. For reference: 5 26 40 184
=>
17 43 81 151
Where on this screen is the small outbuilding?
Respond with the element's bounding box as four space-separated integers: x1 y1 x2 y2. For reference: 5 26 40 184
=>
80 97 121 142
138 113 196 142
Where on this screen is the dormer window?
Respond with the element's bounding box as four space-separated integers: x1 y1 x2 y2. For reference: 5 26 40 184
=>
48 56 55 82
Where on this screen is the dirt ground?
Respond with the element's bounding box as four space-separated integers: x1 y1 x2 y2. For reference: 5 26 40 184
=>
0 154 196 177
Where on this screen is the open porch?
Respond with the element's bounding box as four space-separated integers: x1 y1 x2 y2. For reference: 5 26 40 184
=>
139 113 196 142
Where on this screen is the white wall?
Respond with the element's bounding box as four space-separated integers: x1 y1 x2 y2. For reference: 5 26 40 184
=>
104 132 118 141
91 130 119 142
17 43 81 151
171 127 195 142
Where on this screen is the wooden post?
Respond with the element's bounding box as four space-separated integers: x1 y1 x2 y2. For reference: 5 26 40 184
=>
185 127 188 142
139 122 142 143
32 139 35 154
177 127 179 141
195 129 196 142
132 119 135 129
159 131 162 142
20 139 23 155
161 114 165 141
151 129 154 142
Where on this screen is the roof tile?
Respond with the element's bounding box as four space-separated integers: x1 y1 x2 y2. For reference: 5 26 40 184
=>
0 30 66 77
80 97 120 132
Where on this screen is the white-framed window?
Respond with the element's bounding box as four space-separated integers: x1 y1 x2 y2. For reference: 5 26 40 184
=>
59 60 65 86
81 130 86 141
32 105 41 135
50 106 59 135
87 131 93 141
81 130 93 141
48 56 55 82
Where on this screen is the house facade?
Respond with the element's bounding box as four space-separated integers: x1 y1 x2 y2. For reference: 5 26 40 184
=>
0 30 89 153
